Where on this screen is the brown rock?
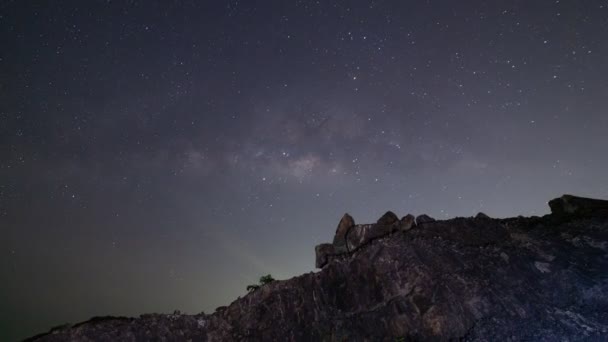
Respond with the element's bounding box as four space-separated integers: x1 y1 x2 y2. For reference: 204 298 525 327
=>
400 214 416 231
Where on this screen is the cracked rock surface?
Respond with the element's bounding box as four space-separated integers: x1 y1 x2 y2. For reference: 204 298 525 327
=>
28 195 608 341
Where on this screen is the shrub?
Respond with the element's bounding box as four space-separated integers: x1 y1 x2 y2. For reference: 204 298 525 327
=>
246 274 275 292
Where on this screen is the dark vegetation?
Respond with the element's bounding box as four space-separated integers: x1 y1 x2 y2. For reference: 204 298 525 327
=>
246 274 275 292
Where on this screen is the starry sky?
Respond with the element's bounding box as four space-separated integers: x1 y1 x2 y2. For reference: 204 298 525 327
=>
2 0 608 340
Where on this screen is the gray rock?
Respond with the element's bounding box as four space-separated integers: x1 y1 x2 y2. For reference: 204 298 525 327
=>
416 214 435 224
377 211 399 225
314 243 336 268
345 224 370 251
346 224 394 252
400 214 416 231
332 213 354 250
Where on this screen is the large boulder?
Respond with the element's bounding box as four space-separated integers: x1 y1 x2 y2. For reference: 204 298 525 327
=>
332 213 355 252
399 214 416 231
345 224 374 251
549 194 608 218
345 224 396 252
377 211 399 225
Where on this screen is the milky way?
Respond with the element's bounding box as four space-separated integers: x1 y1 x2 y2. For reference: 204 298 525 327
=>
2 1 608 340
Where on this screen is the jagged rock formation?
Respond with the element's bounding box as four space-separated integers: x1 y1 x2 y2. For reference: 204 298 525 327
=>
315 210 417 269
332 213 354 252
29 195 608 341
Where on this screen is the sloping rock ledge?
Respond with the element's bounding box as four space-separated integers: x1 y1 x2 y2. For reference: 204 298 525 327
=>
28 194 608 341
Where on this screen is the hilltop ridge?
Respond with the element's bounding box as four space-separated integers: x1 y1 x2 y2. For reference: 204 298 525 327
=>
29 195 608 341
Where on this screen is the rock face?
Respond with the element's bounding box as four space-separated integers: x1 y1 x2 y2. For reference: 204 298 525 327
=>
376 211 399 225
549 194 608 218
399 214 416 231
318 211 405 267
332 213 354 253
29 195 608 341
314 243 336 269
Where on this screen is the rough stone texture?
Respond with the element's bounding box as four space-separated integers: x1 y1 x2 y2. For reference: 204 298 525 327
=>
377 211 399 225
332 213 354 252
345 224 374 252
549 194 608 218
416 214 436 224
315 243 336 269
29 195 608 341
346 223 397 252
318 212 404 267
399 214 416 232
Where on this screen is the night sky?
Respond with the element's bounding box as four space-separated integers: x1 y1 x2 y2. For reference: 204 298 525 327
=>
2 1 608 340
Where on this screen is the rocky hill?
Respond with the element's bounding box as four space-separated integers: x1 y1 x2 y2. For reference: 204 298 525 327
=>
28 195 608 341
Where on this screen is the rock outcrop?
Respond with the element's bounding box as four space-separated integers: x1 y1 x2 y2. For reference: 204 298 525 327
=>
416 214 436 224
29 195 608 341
316 210 411 268
549 194 608 218
332 213 354 253
399 214 416 231
376 211 399 225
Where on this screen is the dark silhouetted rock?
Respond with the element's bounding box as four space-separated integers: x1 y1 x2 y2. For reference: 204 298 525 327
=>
376 211 399 225
416 214 435 224
400 214 416 231
549 194 608 218
28 195 608 341
345 224 373 251
315 243 336 268
332 213 354 252
476 212 490 219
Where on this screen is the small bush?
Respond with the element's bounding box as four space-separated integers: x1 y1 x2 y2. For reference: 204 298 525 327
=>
246 274 275 292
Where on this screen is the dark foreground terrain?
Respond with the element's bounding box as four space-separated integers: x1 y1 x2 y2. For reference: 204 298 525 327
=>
28 195 608 341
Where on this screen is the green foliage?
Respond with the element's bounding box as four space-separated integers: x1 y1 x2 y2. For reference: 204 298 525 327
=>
246 284 260 292
259 274 275 285
246 274 275 292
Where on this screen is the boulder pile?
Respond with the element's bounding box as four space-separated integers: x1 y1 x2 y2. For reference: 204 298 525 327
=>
316 211 435 268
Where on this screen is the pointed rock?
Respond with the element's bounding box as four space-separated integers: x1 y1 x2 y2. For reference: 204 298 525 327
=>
416 214 435 224
377 211 399 225
476 212 490 219
399 214 416 231
333 213 355 250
